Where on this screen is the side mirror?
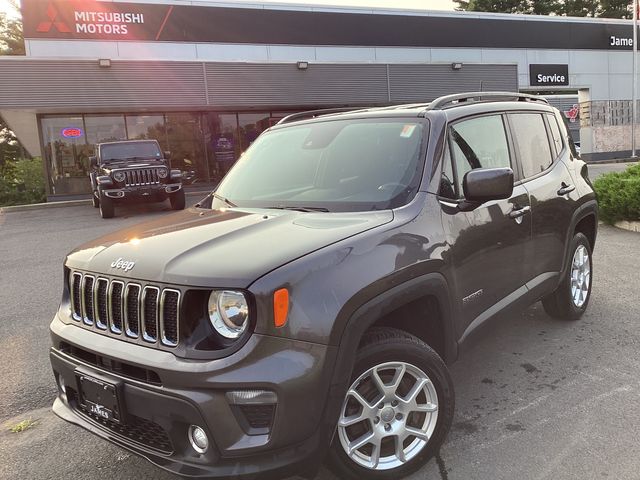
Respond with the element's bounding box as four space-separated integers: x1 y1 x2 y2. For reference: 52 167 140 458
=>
89 156 97 168
462 167 513 204
164 151 171 160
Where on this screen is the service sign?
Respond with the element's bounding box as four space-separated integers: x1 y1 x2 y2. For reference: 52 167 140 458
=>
529 64 570 87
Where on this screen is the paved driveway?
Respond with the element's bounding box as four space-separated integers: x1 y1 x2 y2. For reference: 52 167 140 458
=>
1 200 639 480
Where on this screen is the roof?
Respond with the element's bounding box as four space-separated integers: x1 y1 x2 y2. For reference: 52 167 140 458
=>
275 92 552 126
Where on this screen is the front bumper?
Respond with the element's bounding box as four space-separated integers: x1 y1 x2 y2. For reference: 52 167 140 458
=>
102 183 182 200
49 317 338 479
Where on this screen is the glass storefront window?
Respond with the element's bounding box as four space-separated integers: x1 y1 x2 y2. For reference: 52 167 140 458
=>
165 113 206 185
40 110 299 196
126 115 168 151
205 113 239 181
41 116 90 195
238 113 271 151
84 115 127 147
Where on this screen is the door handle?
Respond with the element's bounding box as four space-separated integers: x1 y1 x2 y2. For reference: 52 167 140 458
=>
557 183 575 196
508 205 531 219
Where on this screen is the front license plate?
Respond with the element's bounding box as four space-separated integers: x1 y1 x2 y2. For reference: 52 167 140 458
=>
76 373 123 424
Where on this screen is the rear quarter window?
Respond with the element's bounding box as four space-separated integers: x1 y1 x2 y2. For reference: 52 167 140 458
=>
547 113 564 157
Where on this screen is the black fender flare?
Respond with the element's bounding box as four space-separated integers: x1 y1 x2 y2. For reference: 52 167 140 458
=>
560 199 598 278
319 272 456 447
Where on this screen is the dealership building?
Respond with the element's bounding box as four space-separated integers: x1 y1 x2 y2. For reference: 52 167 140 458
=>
1 0 639 199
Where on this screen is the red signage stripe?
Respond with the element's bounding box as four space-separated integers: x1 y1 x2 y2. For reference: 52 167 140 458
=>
155 5 173 41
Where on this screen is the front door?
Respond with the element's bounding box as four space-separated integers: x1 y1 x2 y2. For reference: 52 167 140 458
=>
439 113 533 340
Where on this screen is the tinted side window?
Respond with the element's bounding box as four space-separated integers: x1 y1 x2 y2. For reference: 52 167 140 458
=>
509 113 554 178
449 115 511 196
547 114 564 157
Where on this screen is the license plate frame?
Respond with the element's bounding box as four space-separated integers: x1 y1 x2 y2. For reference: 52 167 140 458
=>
75 369 125 425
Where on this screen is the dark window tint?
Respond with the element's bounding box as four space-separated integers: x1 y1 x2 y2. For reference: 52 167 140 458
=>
547 114 564 157
438 145 457 199
510 113 553 178
449 115 511 196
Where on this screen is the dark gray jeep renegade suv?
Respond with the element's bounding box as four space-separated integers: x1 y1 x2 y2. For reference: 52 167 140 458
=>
50 92 597 480
90 139 185 219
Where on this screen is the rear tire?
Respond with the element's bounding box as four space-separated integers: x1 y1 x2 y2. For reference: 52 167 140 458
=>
170 189 186 210
326 327 454 480
99 193 115 219
542 232 592 320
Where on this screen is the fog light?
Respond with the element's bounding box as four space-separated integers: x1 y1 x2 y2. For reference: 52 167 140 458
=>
226 390 277 405
188 425 209 454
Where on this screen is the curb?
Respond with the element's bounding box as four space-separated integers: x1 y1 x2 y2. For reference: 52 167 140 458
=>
1 199 91 213
614 220 640 233
585 158 639 164
1 190 211 214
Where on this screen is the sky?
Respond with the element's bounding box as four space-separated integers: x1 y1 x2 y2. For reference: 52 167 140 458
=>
0 0 457 18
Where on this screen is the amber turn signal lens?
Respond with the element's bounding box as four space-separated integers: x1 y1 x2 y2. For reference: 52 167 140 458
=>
273 288 289 328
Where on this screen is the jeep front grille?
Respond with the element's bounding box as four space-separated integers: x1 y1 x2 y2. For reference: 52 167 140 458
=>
125 283 141 338
123 168 161 187
69 271 180 348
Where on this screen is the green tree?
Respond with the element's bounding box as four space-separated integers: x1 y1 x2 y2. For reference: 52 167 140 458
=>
455 0 632 17
530 0 562 15
0 1 27 172
465 0 526 14
0 115 25 169
598 0 632 18
0 0 25 55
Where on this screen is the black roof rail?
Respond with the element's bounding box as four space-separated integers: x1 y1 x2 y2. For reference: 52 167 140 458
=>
425 91 549 111
277 107 365 125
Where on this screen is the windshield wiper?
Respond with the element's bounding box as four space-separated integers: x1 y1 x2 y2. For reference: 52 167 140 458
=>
267 206 330 213
212 193 237 208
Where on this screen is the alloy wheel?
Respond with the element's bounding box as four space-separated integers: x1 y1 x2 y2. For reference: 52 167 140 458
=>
570 244 591 308
337 361 439 470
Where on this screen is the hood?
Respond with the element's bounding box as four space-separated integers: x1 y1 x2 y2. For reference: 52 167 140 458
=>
66 207 394 288
102 159 166 169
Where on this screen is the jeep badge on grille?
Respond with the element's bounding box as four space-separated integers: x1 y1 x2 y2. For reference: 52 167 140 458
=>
110 258 136 272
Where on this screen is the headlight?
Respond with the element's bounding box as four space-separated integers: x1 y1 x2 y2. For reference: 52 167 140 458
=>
208 290 249 339
157 168 168 179
113 171 126 182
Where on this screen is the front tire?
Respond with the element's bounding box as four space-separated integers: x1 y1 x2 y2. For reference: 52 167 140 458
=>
542 232 592 320
326 328 454 480
99 192 115 219
91 191 100 208
170 189 186 210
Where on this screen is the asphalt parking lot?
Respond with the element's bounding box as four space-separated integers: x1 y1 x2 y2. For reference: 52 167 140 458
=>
1 173 640 480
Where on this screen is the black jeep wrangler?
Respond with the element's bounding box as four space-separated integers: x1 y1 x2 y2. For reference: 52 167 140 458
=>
51 92 597 480
89 139 185 218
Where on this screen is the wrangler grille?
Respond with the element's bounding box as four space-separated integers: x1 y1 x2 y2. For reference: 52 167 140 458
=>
122 168 161 187
69 272 180 348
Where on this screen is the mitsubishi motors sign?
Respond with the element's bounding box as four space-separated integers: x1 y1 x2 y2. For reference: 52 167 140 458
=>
22 0 171 40
19 0 640 48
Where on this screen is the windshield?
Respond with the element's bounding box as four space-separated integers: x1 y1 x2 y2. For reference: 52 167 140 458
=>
214 118 426 212
100 141 162 162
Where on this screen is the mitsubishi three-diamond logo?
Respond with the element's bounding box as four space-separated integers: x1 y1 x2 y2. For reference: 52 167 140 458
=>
36 3 71 33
